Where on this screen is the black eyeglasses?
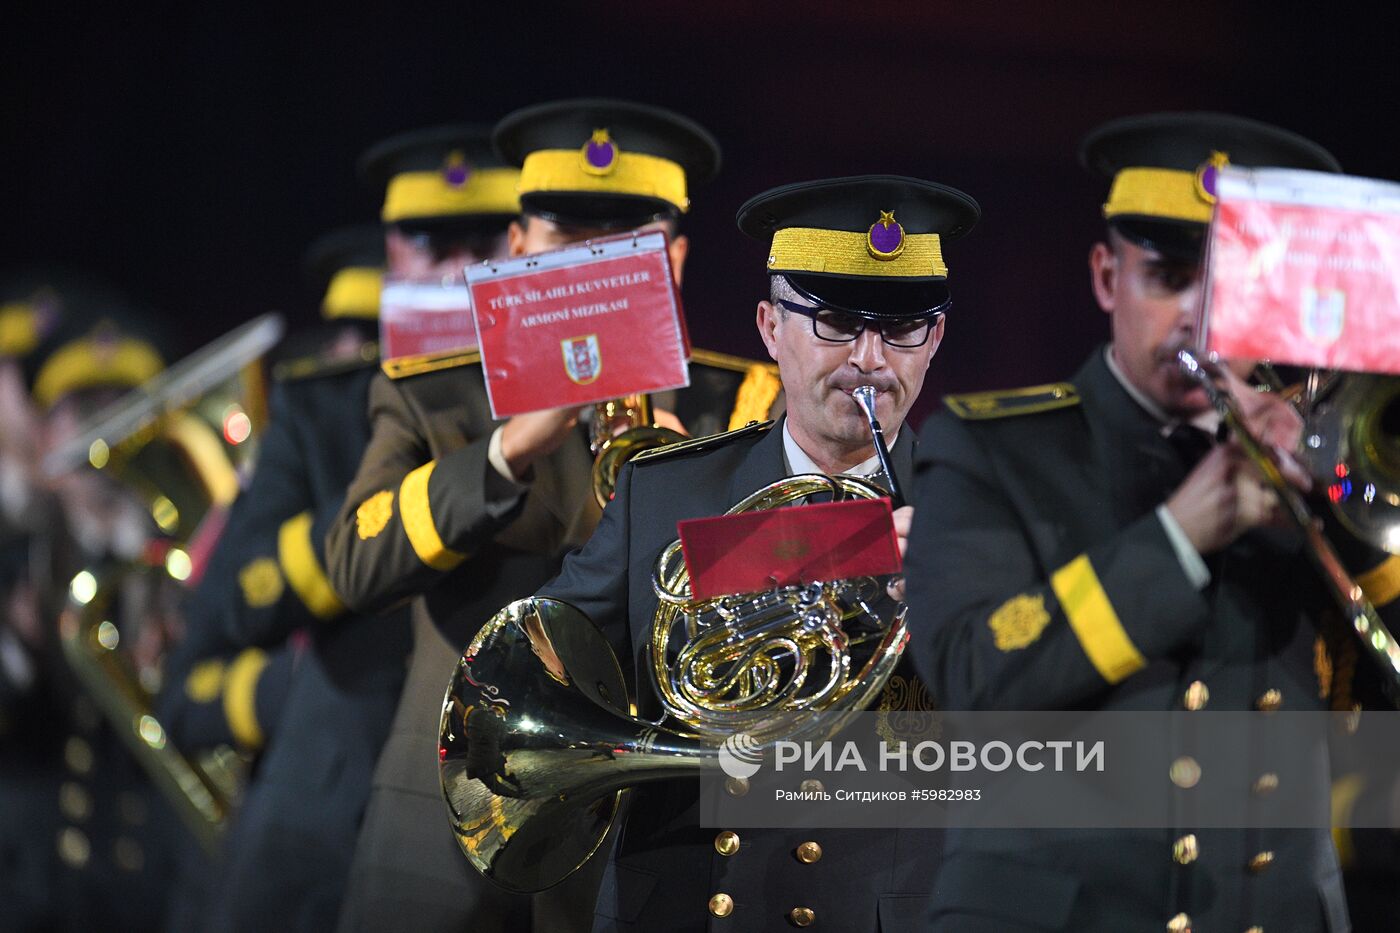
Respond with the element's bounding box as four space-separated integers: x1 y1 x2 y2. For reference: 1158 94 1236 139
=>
398 225 502 263
778 300 941 348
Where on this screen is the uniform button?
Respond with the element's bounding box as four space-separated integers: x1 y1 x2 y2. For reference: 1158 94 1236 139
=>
64 736 94 775
1256 689 1283 712
1245 927 1263 933
799 779 824 794
1253 773 1279 795
1170 756 1201 789
59 782 92 822
795 840 823 864
1248 851 1275 873
1183 680 1210 710
1167 912 1192 932
724 777 750 797
789 906 816 927
57 827 91 868
714 831 740 856
708 893 734 918
1172 834 1199 865
113 837 144 872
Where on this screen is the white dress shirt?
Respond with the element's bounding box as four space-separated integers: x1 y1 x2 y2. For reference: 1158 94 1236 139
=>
1104 346 1212 590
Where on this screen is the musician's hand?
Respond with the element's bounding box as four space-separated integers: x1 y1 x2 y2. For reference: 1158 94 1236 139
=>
1221 367 1305 453
884 506 914 602
1211 367 1312 493
892 505 914 559
1167 443 1285 555
1264 441 1313 493
500 407 582 481
651 408 688 436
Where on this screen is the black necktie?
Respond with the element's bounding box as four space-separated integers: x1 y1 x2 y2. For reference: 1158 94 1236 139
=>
1166 423 1216 471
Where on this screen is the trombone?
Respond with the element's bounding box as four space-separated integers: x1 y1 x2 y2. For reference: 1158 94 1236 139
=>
1177 348 1400 698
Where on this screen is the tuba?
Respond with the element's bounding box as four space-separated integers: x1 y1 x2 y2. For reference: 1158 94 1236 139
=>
46 313 284 853
441 390 907 893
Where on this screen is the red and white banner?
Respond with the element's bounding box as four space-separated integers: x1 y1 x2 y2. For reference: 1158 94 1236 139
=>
1200 167 1400 375
467 231 690 418
379 280 478 366
679 497 901 601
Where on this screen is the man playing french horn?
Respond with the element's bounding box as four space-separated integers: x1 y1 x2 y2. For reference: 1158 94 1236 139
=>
451 176 979 931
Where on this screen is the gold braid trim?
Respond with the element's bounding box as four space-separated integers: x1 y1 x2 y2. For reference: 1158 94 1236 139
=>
727 363 782 431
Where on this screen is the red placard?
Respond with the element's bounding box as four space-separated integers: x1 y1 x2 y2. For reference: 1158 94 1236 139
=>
379 280 479 367
1201 167 1400 374
678 497 901 601
467 232 689 418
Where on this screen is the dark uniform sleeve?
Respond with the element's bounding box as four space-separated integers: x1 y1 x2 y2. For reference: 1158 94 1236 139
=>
324 372 528 614
159 595 296 754
1335 539 1400 619
165 643 296 753
156 381 344 752
210 383 348 647
536 461 637 663
904 412 1212 710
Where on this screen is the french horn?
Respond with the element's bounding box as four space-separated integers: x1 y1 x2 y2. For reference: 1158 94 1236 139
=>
441 391 907 892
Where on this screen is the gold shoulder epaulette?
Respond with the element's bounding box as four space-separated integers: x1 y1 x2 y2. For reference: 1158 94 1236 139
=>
381 347 482 380
274 342 379 383
944 383 1079 420
690 346 777 376
631 419 774 466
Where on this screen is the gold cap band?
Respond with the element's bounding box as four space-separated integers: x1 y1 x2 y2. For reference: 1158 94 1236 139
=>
322 266 383 320
381 166 521 223
768 227 947 279
518 148 689 213
34 335 163 408
1103 167 1213 224
0 303 41 357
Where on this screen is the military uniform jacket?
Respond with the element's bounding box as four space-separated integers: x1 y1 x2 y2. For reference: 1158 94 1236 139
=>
323 349 781 932
162 358 409 755
323 361 609 834
324 350 783 654
324 362 600 644
904 347 1400 933
541 418 940 933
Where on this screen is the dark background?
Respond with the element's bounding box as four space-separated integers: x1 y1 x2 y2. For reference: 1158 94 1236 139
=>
5 2 1396 425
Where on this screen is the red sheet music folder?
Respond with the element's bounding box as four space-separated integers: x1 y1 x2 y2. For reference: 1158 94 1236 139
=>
467 231 690 418
678 496 901 601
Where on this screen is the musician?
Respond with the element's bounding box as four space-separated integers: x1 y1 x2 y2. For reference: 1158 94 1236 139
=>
325 101 774 932
7 316 185 932
903 113 1400 932
154 224 422 932
527 175 976 932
